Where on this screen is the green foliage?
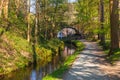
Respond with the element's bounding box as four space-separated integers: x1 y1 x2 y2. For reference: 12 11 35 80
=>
8 13 27 37
99 39 110 50
38 0 69 39
101 40 120 63
36 46 52 62
75 0 110 39
14 55 30 68
0 27 5 34
108 49 120 62
71 40 84 51
75 0 99 36
0 3 32 73
5 32 32 53
7 0 28 37
35 38 64 66
47 39 64 52
40 39 64 53
43 41 84 80
0 31 33 75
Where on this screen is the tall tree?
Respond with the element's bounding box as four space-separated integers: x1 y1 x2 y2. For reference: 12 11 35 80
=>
99 0 105 45
109 0 119 55
34 0 39 44
0 0 4 17
1 0 9 19
27 0 31 42
3 0 9 31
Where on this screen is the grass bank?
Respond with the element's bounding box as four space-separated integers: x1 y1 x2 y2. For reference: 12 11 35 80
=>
0 30 64 76
43 40 84 80
0 31 33 76
108 49 120 63
99 40 120 63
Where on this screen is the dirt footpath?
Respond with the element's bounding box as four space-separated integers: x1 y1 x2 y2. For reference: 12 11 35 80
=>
63 40 120 80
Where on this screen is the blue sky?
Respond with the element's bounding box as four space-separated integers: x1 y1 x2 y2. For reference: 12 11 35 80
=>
69 0 76 3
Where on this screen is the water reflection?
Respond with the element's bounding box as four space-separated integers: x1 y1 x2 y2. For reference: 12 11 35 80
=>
1 44 76 80
30 70 37 80
63 46 76 57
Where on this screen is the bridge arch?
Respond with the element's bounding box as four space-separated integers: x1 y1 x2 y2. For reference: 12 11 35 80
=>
57 26 82 38
60 26 80 34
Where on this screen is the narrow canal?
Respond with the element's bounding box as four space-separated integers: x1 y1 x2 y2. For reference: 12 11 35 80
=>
1 43 76 80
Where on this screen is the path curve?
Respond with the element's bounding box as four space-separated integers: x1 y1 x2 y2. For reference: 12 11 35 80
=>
63 40 119 80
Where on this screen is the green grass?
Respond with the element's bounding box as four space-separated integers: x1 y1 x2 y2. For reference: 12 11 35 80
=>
99 40 120 63
5 32 32 53
43 41 84 80
108 49 120 63
0 31 33 75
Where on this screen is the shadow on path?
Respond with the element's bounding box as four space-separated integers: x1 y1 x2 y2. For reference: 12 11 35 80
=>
63 40 120 80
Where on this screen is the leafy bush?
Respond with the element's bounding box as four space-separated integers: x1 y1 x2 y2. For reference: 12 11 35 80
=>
71 40 84 51
36 46 52 62
47 39 64 53
35 39 64 65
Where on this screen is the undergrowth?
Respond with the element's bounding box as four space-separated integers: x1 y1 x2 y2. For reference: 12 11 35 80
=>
99 40 120 63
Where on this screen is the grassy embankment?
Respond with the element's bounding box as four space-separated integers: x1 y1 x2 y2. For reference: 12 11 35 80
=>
0 27 64 76
43 40 84 80
0 31 33 76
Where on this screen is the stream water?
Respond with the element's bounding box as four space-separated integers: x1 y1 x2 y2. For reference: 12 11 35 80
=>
1 44 76 80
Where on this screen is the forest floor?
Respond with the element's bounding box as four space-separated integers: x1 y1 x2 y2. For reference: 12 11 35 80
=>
63 40 120 80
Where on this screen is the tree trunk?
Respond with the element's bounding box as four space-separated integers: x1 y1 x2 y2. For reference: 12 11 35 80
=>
35 16 38 44
118 1 120 48
0 0 4 17
3 0 9 19
109 0 119 56
99 0 105 45
34 0 39 44
27 0 30 42
118 27 120 48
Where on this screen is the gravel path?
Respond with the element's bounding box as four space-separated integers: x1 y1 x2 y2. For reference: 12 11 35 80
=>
63 40 111 80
